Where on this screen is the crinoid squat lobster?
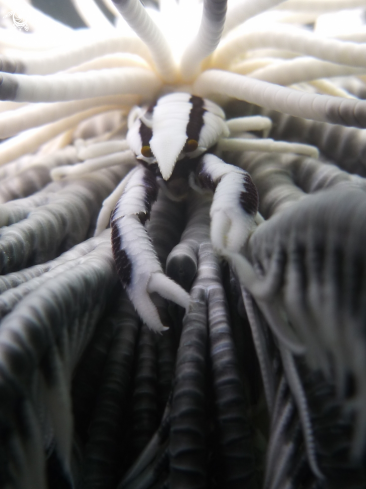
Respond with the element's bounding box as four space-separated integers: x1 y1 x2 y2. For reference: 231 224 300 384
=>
100 92 316 332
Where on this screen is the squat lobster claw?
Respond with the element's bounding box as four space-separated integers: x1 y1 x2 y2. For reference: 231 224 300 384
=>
102 92 317 332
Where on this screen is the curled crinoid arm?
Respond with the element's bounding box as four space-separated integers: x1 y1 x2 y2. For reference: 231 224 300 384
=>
197 153 259 253
111 165 190 332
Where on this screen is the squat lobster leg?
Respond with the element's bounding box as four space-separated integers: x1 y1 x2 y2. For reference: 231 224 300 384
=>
198 153 259 253
111 165 190 332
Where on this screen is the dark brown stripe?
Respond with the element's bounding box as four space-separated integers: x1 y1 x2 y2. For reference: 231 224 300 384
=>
186 95 206 143
197 160 216 191
138 160 162 178
139 121 153 147
138 101 156 146
143 168 159 216
111 222 133 287
240 173 258 216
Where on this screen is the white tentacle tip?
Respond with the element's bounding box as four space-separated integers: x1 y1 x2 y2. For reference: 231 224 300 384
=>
147 273 190 311
50 166 72 180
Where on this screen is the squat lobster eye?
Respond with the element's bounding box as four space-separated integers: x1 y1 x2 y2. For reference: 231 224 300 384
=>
141 145 153 157
184 139 199 152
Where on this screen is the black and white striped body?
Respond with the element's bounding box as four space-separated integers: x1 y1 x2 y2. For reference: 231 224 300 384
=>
127 92 230 179
111 93 259 332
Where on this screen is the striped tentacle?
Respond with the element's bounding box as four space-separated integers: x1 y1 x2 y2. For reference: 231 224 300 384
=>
166 191 212 292
233 148 309 217
0 233 113 320
72 290 122 445
155 326 176 417
146 189 186 271
247 189 366 457
0 228 118 488
118 401 171 489
130 324 159 460
261 109 366 177
201 243 259 487
0 166 127 273
0 165 51 205
169 285 208 489
278 154 366 194
82 295 140 489
264 376 313 489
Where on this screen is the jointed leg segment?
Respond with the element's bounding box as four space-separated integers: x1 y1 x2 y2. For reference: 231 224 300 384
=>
110 165 190 332
197 153 259 253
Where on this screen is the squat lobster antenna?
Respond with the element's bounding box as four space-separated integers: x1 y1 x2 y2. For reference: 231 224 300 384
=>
180 0 227 82
112 0 177 83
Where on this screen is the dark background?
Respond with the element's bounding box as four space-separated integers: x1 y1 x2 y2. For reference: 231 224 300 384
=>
32 0 114 28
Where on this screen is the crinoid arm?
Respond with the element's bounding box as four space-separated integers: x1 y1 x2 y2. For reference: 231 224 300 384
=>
194 70 366 128
180 0 227 82
197 153 258 253
110 165 190 332
227 115 273 137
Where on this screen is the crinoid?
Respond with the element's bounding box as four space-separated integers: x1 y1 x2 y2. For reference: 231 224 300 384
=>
0 0 366 488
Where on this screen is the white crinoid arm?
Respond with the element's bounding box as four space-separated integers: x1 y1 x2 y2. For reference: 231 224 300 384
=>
111 165 190 332
197 153 259 253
